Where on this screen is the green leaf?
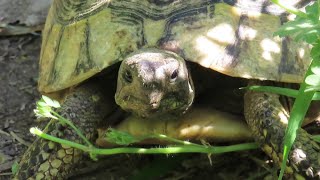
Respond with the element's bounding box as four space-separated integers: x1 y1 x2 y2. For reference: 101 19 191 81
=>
274 19 320 43
305 59 320 92
313 135 320 142
311 44 320 59
278 55 318 180
11 161 19 175
37 101 48 107
305 2 319 19
105 128 142 145
244 86 299 98
89 153 98 161
305 85 320 92
274 2 320 43
305 74 320 86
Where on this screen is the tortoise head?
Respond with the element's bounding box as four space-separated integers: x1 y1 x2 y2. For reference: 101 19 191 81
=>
115 48 194 118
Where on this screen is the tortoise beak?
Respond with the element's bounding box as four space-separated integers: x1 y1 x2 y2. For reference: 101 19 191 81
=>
149 91 163 109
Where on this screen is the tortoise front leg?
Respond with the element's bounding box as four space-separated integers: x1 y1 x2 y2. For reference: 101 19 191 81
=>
244 90 320 179
14 81 116 179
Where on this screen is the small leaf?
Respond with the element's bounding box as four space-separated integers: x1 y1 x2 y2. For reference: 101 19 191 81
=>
305 85 320 92
244 85 299 98
313 135 320 142
37 101 48 107
105 128 141 145
305 2 319 20
11 161 19 175
89 153 98 161
273 2 320 43
311 45 320 59
305 74 320 86
311 66 320 75
38 106 51 113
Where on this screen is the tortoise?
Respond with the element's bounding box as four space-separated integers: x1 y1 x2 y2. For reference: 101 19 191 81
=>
14 0 320 179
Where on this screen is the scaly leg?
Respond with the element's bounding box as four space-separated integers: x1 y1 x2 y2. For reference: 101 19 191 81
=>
244 90 320 179
14 81 116 179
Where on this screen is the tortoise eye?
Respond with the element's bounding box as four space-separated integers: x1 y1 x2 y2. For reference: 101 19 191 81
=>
170 69 178 81
123 70 133 83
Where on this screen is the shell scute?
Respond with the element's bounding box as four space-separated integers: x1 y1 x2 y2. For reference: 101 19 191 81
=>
39 1 311 93
39 3 143 93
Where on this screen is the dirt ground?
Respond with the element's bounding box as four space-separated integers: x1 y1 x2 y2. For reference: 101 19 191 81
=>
0 5 50 177
0 35 40 179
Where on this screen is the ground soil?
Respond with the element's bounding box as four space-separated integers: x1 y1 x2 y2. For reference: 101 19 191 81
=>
0 35 40 179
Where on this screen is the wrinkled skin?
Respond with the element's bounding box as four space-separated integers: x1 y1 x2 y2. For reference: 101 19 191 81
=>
115 49 194 118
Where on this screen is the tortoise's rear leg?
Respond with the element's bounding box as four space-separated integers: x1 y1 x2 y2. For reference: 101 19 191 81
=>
14 81 116 179
244 90 320 179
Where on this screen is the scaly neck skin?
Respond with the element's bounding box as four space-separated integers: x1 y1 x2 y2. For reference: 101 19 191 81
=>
115 48 195 119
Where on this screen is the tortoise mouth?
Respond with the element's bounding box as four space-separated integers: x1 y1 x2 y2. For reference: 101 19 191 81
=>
116 93 186 118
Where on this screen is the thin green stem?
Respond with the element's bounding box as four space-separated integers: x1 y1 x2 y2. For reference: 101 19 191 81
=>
245 86 298 98
246 86 320 100
30 127 258 155
30 128 91 151
149 134 204 147
51 111 92 147
278 53 320 179
92 143 259 155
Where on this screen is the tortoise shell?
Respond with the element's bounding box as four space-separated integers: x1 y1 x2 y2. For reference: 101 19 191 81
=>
39 0 311 93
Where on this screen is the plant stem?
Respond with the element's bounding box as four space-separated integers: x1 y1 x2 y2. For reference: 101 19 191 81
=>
51 111 92 147
92 143 259 155
149 134 204 147
30 128 91 151
278 49 320 179
30 127 258 155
